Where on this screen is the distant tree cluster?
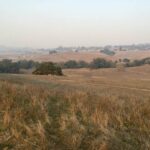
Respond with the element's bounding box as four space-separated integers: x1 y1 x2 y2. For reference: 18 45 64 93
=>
0 59 39 74
101 49 116 56
125 57 150 67
17 60 39 69
0 57 149 75
62 57 150 69
49 50 57 55
0 59 19 73
0 60 63 75
61 58 115 69
62 60 89 69
90 58 115 69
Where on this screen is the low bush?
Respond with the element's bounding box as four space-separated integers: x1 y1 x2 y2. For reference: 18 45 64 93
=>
33 62 63 76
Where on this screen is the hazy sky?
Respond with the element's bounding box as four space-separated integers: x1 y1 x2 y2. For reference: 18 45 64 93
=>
0 0 150 48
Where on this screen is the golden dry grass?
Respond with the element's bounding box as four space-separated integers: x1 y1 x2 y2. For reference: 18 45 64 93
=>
24 50 150 62
1 50 150 62
0 65 150 150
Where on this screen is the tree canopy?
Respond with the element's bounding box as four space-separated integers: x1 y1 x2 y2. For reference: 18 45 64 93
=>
90 58 114 69
33 62 63 76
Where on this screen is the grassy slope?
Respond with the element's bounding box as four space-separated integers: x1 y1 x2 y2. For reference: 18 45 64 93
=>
5 50 150 62
0 65 150 150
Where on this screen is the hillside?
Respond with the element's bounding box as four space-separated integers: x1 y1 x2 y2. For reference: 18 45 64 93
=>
0 49 150 62
0 65 150 149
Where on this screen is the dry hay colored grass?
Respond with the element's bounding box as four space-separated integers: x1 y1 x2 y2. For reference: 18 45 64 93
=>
1 50 150 62
0 66 150 150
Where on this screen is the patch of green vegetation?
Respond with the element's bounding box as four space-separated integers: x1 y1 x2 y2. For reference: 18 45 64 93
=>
33 62 63 76
101 49 116 56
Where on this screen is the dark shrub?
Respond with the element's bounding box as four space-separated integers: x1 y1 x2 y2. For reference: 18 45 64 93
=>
123 58 130 63
64 60 78 68
0 59 20 73
90 58 114 69
101 49 115 56
17 60 39 69
33 62 63 76
78 60 89 68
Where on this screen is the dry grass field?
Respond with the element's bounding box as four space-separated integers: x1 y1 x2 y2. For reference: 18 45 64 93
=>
0 50 150 62
0 65 150 149
22 50 150 62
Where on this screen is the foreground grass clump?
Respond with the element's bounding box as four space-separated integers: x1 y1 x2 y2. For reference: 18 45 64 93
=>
0 81 150 150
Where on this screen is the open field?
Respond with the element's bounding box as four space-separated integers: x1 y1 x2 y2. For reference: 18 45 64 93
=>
0 50 150 62
33 50 150 62
0 65 150 149
1 65 149 91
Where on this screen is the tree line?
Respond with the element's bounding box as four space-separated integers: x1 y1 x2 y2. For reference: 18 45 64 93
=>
0 59 39 73
0 57 149 75
124 57 150 67
61 57 150 69
61 58 115 69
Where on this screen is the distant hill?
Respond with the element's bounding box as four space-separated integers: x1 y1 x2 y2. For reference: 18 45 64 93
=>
0 44 150 62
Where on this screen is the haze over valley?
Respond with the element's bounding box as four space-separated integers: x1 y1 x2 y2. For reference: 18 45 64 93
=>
0 1 150 149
